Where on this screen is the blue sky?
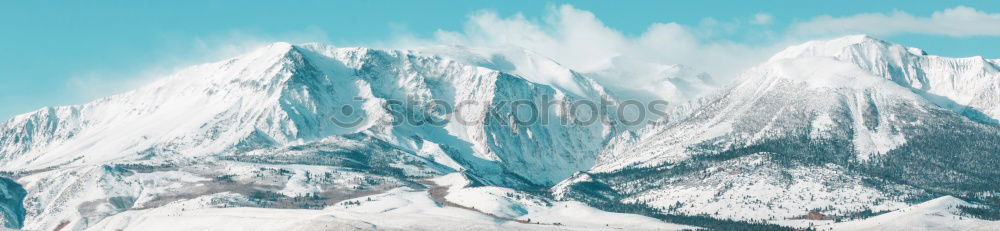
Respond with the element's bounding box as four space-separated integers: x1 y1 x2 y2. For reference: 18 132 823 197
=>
2 0 1000 119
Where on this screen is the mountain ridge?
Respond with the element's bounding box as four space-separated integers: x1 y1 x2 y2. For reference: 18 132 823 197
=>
769 34 1000 123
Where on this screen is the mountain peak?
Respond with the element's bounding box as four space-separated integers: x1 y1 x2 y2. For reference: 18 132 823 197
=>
767 34 927 62
795 34 885 47
771 35 879 60
832 34 882 43
243 41 297 59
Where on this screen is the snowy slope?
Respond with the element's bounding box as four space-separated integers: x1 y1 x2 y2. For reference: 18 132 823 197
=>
430 173 698 230
593 55 939 172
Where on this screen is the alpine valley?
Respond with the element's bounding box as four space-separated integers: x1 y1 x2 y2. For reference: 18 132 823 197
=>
1 35 998 231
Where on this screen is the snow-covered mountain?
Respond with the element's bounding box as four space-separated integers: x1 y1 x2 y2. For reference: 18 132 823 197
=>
0 42 642 230
0 36 998 230
558 35 1000 224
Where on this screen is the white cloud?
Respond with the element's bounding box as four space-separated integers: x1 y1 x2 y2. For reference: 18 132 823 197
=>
433 6 628 73
751 13 774 25
396 4 1000 102
396 5 782 101
790 6 1000 37
69 5 1000 105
